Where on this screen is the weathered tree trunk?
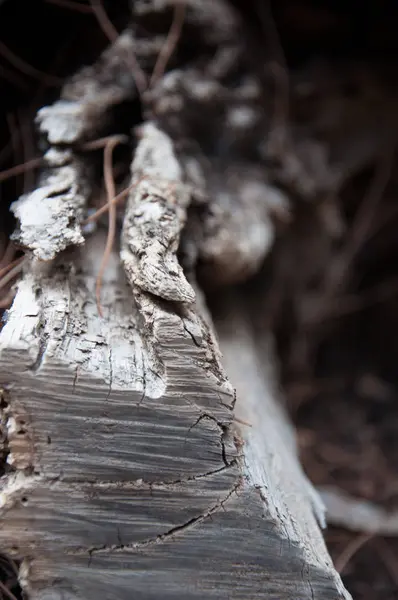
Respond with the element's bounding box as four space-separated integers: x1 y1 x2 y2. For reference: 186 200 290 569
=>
0 1 355 597
0 230 349 600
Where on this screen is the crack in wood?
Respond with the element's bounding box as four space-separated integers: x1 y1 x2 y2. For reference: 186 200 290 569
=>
70 481 242 558
0 461 238 505
106 346 113 402
29 318 48 373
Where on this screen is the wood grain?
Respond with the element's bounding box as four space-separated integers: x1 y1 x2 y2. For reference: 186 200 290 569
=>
0 230 350 599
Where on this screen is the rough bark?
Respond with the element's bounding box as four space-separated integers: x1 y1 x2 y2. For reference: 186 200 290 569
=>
0 2 354 597
0 231 350 599
11 149 91 261
121 122 195 303
37 30 139 145
11 29 140 262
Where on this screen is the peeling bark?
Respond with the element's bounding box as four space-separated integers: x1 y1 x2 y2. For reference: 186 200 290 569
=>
0 2 356 598
10 30 145 262
37 30 139 145
11 150 91 261
121 122 195 303
0 229 350 599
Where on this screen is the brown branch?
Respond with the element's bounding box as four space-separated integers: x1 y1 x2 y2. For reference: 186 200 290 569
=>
335 533 373 574
0 64 29 91
80 135 128 152
150 0 186 87
18 110 35 193
45 0 94 13
5 113 23 195
256 0 289 146
326 143 396 294
307 276 398 323
95 137 125 317
82 184 133 225
374 539 398 588
89 0 147 96
6 114 20 168
0 258 25 293
0 292 16 309
0 579 19 600
0 158 43 184
88 0 119 42
0 243 17 271
0 256 25 282
0 123 21 168
0 41 62 87
343 145 395 267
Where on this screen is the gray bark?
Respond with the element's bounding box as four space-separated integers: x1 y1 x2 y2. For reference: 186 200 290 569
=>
37 30 139 145
0 6 352 596
0 228 350 599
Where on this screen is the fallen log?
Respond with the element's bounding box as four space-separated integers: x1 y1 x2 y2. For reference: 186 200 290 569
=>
0 229 350 599
0 1 353 597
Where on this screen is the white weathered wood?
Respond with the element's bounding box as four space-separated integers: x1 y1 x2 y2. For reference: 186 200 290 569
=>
121 122 195 303
213 294 350 598
146 66 291 286
196 163 290 285
133 0 240 46
37 31 139 145
11 149 91 260
320 486 398 536
0 227 351 599
0 7 352 591
11 30 141 262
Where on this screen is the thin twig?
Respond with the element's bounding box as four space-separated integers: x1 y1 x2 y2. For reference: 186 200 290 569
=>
327 143 396 293
95 137 124 317
0 41 62 87
0 242 16 270
89 0 118 41
19 110 35 193
82 184 133 225
89 0 147 96
0 270 23 299
309 276 398 322
0 158 43 184
335 533 373 574
345 146 395 263
0 64 29 91
0 292 15 309
0 234 7 263
150 0 186 87
257 0 289 146
0 30 69 168
80 134 128 152
82 172 155 226
0 557 18 578
0 129 21 169
0 256 24 280
45 0 94 13
6 113 22 194
0 258 25 291
374 539 398 588
366 203 398 243
6 114 20 168
233 416 252 427
0 579 19 600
